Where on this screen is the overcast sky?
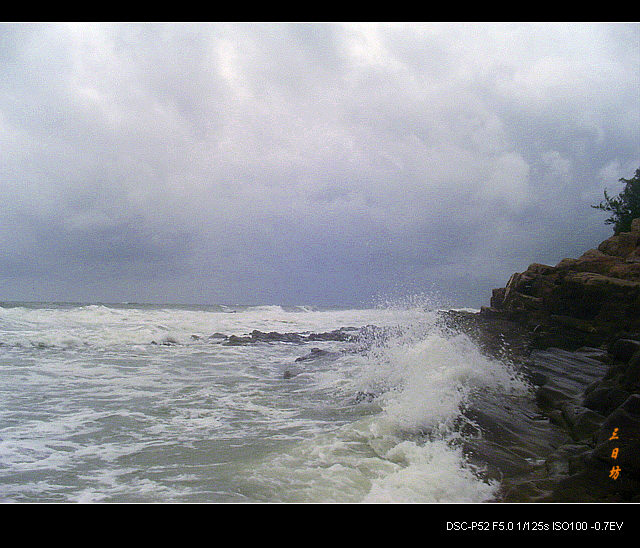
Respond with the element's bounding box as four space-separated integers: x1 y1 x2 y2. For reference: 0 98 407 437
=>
1 22 638 308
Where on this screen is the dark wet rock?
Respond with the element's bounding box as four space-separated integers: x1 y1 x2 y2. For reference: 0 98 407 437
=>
464 440 534 481
575 346 612 362
610 339 640 363
541 393 640 502
436 309 532 362
223 334 252 346
152 336 179 346
521 357 640 502
190 334 202 340
623 350 640 389
593 394 640 450
283 348 343 379
219 327 362 347
294 347 341 362
559 402 606 441
536 386 573 410
544 443 591 476
526 371 548 387
354 390 378 403
500 478 559 502
526 348 609 400
570 410 608 442
446 313 639 501
602 362 628 382
583 383 631 416
444 293 640 502
307 328 358 342
250 330 305 343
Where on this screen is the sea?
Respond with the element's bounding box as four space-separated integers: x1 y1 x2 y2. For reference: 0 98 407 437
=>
0 299 536 503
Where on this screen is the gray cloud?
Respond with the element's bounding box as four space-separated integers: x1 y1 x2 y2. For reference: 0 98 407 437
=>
1 22 638 307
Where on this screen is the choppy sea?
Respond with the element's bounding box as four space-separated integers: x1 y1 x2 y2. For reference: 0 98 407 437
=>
0 300 534 503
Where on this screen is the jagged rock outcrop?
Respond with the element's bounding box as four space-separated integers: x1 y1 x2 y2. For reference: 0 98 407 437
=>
220 328 359 346
441 219 640 502
482 217 640 350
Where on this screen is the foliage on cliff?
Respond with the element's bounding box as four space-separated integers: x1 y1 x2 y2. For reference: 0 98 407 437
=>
592 167 640 234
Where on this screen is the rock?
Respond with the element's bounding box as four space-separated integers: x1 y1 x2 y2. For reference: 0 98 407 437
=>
464 217 640 502
602 362 628 381
354 390 377 403
545 467 640 502
610 339 640 363
541 395 640 502
536 386 572 410
294 348 340 362
623 351 640 389
307 328 357 342
593 394 640 446
589 395 640 481
526 371 548 386
436 309 533 360
545 443 591 476
223 334 252 346
483 217 640 349
250 330 304 343
583 383 631 416
560 402 606 441
598 231 639 258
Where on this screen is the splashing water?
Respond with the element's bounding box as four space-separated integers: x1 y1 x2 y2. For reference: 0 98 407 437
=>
0 299 531 502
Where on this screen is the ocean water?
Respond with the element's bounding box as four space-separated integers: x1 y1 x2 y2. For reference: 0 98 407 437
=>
0 300 533 503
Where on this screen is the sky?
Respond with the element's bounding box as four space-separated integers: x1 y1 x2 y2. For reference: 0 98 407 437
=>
0 22 639 308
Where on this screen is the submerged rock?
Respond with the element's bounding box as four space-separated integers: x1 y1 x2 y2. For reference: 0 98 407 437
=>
354 390 377 403
283 348 343 379
220 327 361 347
307 327 359 342
151 336 180 346
294 347 341 362
250 330 305 343
222 334 252 346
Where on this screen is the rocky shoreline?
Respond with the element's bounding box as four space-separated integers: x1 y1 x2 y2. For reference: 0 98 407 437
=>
439 218 640 502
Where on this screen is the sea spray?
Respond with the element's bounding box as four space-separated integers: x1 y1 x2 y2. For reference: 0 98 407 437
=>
232 304 531 502
352 320 532 502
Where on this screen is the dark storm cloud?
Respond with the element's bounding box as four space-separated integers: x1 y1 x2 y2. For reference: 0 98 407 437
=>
0 22 638 306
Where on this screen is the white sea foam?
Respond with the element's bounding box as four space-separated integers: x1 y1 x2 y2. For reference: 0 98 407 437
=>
350 320 530 502
0 300 531 502
230 308 530 503
0 302 426 349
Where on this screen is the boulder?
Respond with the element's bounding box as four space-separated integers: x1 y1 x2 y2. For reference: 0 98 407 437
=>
623 351 640 389
610 339 640 363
